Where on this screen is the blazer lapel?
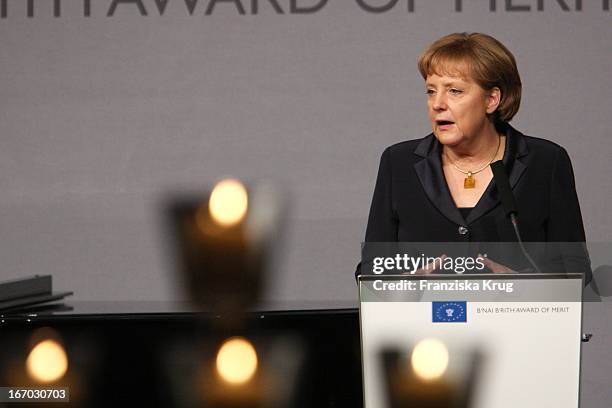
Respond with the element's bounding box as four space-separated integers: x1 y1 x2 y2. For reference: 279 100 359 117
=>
506 125 528 189
414 125 529 227
414 135 466 227
466 124 529 224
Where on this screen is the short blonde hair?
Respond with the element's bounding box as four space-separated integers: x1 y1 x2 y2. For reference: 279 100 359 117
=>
418 33 522 124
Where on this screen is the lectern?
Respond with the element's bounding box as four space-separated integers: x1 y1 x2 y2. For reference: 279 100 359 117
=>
359 273 583 408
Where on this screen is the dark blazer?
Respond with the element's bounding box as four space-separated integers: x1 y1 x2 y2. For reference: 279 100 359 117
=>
361 124 591 281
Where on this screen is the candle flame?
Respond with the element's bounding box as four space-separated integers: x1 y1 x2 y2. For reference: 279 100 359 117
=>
411 338 449 381
216 337 258 385
208 179 248 227
26 339 68 383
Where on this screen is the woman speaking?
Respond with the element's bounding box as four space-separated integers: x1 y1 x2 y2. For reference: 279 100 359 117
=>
361 33 590 278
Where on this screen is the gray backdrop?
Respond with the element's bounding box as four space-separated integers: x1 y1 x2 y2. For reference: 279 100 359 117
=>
2 1 609 303
1 1 611 406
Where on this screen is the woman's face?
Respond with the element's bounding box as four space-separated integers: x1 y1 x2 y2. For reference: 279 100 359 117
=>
425 72 499 147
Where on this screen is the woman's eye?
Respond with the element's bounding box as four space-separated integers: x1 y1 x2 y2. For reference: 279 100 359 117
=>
426 89 435 96
449 88 463 95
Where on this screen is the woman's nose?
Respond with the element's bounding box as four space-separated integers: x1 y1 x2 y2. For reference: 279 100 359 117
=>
432 94 447 111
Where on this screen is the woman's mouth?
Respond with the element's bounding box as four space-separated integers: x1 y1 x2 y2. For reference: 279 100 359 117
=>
436 120 455 131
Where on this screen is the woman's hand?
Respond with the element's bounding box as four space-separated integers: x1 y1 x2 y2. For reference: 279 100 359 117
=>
479 254 515 274
402 255 448 275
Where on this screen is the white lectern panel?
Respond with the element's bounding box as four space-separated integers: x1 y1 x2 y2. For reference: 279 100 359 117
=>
359 275 582 408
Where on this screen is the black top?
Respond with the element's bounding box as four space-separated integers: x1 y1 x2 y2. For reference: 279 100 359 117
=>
458 207 474 220
361 123 591 280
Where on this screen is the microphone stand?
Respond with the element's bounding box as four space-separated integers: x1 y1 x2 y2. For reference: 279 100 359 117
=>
490 161 541 274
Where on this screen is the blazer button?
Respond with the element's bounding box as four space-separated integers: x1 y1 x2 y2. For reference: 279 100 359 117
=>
458 226 469 235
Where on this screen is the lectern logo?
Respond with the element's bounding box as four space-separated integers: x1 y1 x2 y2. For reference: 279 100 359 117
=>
432 301 467 323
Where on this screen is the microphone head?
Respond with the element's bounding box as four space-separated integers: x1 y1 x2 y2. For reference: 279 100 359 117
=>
491 160 517 216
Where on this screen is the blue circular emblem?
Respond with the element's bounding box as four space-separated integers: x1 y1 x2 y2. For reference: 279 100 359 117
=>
433 302 466 322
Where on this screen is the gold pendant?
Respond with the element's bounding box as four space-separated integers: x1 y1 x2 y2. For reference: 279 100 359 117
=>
464 172 475 189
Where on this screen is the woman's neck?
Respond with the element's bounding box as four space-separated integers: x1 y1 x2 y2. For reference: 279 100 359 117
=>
443 123 501 167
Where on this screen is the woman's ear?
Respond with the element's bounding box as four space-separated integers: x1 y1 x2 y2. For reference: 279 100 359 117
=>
486 87 501 114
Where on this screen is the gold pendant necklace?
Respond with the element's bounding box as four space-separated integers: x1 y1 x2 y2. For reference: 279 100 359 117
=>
447 135 501 189
464 171 476 189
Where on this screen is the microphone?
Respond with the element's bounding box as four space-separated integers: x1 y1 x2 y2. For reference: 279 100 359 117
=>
490 161 517 217
490 161 541 274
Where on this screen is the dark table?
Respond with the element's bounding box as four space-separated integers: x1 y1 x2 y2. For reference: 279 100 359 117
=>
0 301 363 407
